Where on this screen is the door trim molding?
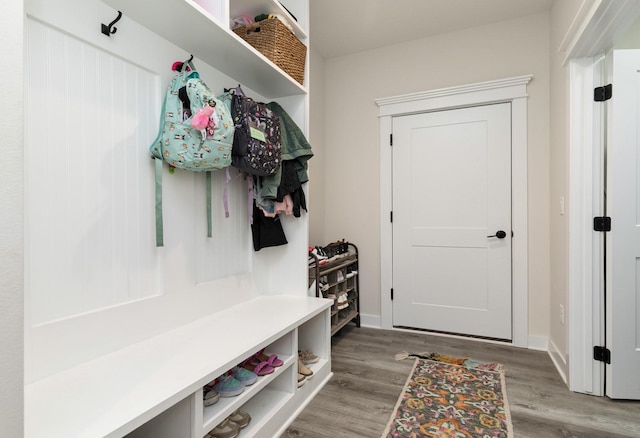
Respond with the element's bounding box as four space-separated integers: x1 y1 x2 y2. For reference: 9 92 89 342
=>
568 57 605 396
559 0 640 67
376 75 532 348
566 1 640 396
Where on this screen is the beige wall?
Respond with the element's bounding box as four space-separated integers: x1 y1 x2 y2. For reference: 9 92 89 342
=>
0 0 24 435
548 0 586 370
315 12 551 335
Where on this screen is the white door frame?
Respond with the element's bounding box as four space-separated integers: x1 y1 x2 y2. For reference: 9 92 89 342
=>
376 75 532 348
565 1 640 395
568 56 606 395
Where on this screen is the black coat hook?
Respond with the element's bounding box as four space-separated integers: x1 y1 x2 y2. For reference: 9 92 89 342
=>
101 10 123 37
172 55 195 72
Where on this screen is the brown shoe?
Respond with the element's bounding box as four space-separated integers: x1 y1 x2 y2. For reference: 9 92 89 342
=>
298 358 313 379
228 409 251 428
209 418 239 438
299 349 319 365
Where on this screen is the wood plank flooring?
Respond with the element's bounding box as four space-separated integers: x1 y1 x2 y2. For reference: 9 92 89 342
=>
281 326 640 438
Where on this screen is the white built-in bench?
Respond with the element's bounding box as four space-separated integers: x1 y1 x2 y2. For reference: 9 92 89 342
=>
25 295 332 438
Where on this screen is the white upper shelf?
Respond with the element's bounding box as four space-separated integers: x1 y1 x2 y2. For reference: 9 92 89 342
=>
101 0 307 99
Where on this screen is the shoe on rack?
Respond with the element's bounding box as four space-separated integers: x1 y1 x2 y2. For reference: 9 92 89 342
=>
297 372 306 388
213 375 245 398
228 409 251 428
208 418 240 438
337 271 344 282
203 388 220 406
299 349 319 365
336 294 349 310
243 357 275 376
231 366 257 386
256 349 284 367
327 253 348 263
308 246 327 260
298 357 313 379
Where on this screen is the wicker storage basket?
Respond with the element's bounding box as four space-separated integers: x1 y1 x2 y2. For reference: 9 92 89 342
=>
233 18 307 85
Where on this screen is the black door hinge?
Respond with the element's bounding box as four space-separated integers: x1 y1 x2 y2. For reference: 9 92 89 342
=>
390 133 393 146
390 211 393 223
594 84 612 102
594 346 611 364
391 288 394 300
594 216 611 232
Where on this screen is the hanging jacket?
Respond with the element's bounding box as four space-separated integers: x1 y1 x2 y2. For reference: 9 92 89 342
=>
260 102 314 199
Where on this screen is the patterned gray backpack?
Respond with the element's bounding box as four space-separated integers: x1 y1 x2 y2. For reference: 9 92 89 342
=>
219 86 281 176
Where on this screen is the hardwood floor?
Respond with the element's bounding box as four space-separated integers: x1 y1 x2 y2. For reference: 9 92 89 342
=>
281 326 640 438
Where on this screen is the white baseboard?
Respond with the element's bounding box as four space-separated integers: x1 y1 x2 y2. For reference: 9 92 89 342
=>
527 335 549 351
547 338 568 385
359 313 381 328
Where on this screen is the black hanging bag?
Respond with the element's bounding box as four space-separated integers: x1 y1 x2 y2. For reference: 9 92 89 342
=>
220 86 282 176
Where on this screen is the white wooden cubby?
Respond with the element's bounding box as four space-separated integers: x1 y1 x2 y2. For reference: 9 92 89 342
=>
23 0 328 436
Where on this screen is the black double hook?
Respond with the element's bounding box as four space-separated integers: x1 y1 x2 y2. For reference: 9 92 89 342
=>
172 55 194 72
101 10 123 37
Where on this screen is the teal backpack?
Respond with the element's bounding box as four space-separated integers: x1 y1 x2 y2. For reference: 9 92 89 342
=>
150 59 234 246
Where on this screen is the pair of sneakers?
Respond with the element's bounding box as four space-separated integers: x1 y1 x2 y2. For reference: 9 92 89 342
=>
297 349 318 387
308 246 328 264
318 275 329 292
207 409 251 438
297 357 313 387
207 366 258 399
299 349 319 365
337 293 349 310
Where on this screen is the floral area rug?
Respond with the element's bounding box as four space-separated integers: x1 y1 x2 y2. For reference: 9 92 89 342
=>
382 352 513 438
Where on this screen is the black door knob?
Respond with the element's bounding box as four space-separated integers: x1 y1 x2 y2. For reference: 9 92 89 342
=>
487 230 507 239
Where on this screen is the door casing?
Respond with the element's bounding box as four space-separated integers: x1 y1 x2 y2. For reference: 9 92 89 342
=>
376 75 532 348
566 1 640 396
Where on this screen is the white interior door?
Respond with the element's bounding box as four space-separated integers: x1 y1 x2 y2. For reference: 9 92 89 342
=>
392 103 512 340
606 49 640 399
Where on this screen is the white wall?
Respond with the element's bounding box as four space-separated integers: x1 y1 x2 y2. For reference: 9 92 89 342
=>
308 45 326 247
0 0 24 435
318 12 551 337
614 15 640 49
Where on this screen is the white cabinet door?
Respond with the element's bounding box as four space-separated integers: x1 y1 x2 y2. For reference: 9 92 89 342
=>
606 49 640 399
392 103 512 340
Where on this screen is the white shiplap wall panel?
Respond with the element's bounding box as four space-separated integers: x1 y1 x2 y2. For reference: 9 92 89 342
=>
26 21 161 324
26 17 252 333
195 170 252 284
25 0 275 382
